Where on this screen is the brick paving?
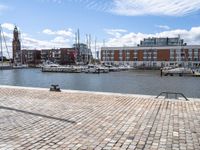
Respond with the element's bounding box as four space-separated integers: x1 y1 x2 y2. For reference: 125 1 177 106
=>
0 87 200 150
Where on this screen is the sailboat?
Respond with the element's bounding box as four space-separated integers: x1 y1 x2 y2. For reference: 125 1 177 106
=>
0 24 12 70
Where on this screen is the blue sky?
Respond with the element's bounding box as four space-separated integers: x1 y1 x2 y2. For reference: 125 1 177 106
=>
0 0 200 54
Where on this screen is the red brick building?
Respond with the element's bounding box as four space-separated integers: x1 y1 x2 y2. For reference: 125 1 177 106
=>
101 37 200 68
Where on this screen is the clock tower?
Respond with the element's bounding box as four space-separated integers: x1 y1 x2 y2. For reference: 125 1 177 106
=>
12 26 21 62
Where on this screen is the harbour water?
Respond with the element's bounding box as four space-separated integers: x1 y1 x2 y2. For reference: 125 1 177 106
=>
0 68 199 98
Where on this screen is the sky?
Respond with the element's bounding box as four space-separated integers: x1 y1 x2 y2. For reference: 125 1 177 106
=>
0 0 200 57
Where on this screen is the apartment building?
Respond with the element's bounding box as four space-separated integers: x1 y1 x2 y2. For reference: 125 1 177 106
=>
41 48 77 65
26 50 41 66
101 37 200 68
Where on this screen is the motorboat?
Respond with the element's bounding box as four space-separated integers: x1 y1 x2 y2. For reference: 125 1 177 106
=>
105 65 119 72
41 63 82 73
12 64 28 69
84 64 98 73
84 64 109 73
192 69 200 77
96 65 109 73
162 67 192 76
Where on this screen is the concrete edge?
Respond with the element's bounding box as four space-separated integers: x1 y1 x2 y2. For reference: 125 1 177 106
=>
0 85 199 101
0 85 155 98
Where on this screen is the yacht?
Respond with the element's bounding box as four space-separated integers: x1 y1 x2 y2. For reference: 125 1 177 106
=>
162 67 192 76
84 64 109 73
12 64 28 69
192 69 200 77
84 64 98 73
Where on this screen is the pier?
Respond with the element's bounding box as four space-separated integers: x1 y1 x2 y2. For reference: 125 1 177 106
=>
0 86 200 149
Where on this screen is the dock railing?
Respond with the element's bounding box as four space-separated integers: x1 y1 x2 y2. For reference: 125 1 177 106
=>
156 91 189 101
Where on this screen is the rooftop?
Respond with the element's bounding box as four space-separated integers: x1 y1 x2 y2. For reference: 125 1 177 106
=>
139 37 185 47
101 45 200 51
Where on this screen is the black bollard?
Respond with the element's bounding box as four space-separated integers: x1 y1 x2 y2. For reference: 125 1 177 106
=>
50 84 61 92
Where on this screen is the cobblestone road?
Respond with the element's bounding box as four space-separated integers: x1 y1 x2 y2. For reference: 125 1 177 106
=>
0 87 200 150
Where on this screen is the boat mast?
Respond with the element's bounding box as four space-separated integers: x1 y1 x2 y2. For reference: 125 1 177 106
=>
19 30 23 64
2 27 11 62
95 37 97 63
0 24 11 65
77 29 80 63
89 34 91 63
86 34 89 64
0 24 3 65
75 31 77 64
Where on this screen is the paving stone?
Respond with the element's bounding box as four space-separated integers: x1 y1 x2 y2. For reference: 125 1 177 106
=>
0 87 200 149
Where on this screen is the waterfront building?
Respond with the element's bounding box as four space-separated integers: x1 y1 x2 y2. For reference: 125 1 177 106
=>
101 37 200 68
41 49 53 63
12 26 21 64
41 48 77 65
60 48 77 65
14 50 41 67
23 50 41 67
52 48 61 64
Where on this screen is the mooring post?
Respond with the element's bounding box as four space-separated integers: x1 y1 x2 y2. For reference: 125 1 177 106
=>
50 84 61 92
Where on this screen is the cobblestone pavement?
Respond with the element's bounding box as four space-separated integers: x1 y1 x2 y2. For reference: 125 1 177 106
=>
0 87 200 150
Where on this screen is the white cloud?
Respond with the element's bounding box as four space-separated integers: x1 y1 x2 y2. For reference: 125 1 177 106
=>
42 28 74 37
1 23 15 31
84 0 111 11
42 29 54 34
104 26 200 47
105 29 127 33
104 29 127 38
51 36 70 43
62 0 112 12
110 0 200 16
38 0 200 16
155 25 170 30
22 36 70 49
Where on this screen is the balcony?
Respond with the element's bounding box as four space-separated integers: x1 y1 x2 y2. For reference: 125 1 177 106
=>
53 51 61 55
41 52 49 55
53 54 61 58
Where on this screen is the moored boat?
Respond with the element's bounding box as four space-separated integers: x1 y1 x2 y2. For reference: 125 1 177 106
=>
162 67 191 76
192 69 200 77
41 64 82 73
12 64 28 69
84 64 109 73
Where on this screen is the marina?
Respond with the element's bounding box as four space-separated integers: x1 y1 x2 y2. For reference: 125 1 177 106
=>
41 64 133 73
1 1 200 149
0 68 200 98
